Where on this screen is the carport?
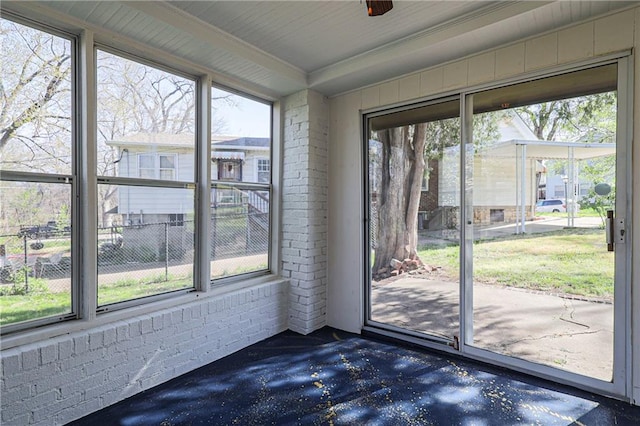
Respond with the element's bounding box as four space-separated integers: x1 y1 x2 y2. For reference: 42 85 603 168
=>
483 139 616 233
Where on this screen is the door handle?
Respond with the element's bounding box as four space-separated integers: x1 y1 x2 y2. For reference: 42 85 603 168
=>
606 210 614 251
606 210 626 252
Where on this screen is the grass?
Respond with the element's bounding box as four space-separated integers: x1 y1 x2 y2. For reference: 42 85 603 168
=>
0 292 71 325
536 207 606 220
418 227 614 298
97 274 193 306
0 274 193 326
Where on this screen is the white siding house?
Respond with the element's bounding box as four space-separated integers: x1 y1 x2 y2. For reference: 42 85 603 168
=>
107 134 270 225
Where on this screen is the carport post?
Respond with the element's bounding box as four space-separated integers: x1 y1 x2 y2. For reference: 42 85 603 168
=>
520 144 527 233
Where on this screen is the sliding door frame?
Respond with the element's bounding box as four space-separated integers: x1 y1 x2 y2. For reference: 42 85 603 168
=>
363 51 633 401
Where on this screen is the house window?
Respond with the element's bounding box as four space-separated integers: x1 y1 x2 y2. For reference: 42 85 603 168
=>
138 154 176 180
138 154 156 179
0 18 75 332
96 48 195 308
554 185 565 197
257 158 270 183
159 155 176 180
218 160 242 181
211 86 271 280
169 213 184 227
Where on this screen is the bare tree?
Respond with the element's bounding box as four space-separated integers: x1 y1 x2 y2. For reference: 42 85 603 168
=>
0 20 72 173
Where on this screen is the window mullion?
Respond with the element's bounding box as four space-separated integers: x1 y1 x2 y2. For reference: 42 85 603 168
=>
196 77 212 291
79 30 98 320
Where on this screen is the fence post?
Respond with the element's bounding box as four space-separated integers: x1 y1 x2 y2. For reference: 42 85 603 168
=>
23 235 29 293
165 222 169 281
246 207 251 255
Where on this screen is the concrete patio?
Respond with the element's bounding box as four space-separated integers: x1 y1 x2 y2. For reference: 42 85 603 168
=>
371 275 613 381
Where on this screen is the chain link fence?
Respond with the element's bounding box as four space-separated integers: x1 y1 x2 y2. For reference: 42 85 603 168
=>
0 230 71 295
0 205 270 298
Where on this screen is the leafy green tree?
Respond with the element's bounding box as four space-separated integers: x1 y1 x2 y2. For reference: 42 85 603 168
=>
578 156 615 226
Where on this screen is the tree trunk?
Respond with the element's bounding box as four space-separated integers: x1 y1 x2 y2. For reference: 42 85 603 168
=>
372 123 427 278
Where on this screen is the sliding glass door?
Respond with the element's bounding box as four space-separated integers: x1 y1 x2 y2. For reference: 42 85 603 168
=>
365 57 631 397
367 98 461 345
465 63 626 386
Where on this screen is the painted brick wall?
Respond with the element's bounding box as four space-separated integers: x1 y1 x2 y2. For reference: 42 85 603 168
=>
0 280 288 425
282 90 329 334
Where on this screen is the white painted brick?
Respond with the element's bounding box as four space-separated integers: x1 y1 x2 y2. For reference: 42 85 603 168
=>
58 340 73 360
40 344 58 365
2 280 287 424
2 383 31 405
6 412 31 425
139 316 153 334
2 352 21 376
89 331 104 350
103 327 117 346
22 347 39 370
2 401 27 423
57 399 103 425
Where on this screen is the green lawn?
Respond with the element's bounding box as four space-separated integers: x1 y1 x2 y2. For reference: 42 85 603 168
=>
0 292 71 325
419 228 613 298
0 275 193 326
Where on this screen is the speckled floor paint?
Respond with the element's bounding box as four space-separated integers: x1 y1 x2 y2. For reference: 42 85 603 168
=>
68 328 640 425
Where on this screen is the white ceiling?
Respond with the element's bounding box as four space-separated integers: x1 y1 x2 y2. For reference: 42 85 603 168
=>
4 1 638 98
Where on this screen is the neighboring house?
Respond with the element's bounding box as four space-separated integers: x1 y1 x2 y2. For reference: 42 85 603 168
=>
418 114 614 230
106 133 270 226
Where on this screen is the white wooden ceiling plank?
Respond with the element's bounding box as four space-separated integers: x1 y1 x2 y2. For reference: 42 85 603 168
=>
123 1 307 87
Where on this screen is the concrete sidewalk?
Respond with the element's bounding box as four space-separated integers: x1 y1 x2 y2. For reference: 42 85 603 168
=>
371 276 613 381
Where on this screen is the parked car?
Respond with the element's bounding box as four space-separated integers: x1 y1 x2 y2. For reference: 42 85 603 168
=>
535 199 566 213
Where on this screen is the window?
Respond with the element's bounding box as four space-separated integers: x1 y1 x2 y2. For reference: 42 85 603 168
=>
257 158 270 183
211 87 272 280
96 49 195 307
159 155 176 180
138 154 156 179
169 214 184 227
137 154 177 180
0 15 277 335
218 160 242 181
0 18 75 330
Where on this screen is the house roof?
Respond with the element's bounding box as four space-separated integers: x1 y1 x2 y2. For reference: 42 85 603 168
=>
107 134 269 151
483 140 616 161
212 137 270 149
107 133 233 148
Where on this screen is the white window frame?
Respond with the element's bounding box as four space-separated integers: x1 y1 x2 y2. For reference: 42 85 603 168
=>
137 153 177 180
210 85 273 284
0 16 78 335
256 157 270 184
0 10 280 344
363 53 633 401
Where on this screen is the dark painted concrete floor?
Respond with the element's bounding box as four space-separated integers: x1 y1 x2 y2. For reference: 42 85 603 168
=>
69 327 640 425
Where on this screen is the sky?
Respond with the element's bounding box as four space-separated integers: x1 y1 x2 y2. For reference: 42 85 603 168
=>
213 88 271 138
